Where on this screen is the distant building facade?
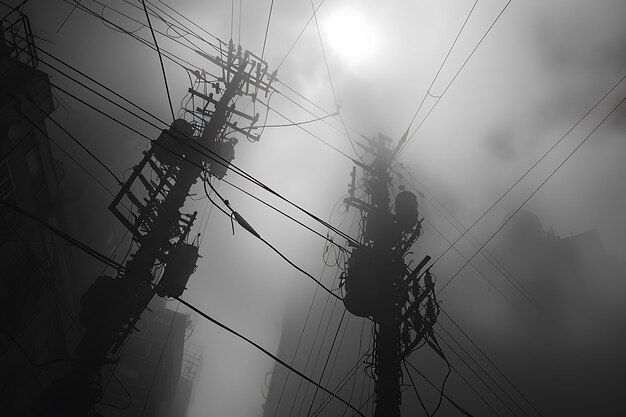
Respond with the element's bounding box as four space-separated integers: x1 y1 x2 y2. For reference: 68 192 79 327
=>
100 298 193 417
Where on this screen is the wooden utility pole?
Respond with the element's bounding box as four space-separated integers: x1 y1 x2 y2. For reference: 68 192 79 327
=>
342 134 438 416
41 43 275 417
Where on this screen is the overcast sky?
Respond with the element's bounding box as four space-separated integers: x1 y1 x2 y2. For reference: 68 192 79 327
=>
5 0 626 415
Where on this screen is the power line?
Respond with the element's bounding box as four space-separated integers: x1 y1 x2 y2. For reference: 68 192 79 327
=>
397 0 513 158
24 95 123 185
436 322 532 416
437 94 626 295
309 0 361 161
402 361 430 417
272 261 329 417
22 43 362 247
252 109 338 129
439 307 544 416
401 0 478 140
80 0 359 165
276 0 327 71
140 0 176 121
305 309 348 416
421 71 626 286
395 163 538 307
432 328 522 416
404 360 476 417
0 197 366 416
202 176 344 302
56 0 80 33
260 0 275 61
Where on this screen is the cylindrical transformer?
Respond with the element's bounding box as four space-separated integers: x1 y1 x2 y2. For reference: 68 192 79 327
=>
157 243 199 298
395 191 419 231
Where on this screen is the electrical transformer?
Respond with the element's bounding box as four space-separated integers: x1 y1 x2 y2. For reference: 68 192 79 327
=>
153 118 194 166
395 190 419 231
157 243 200 298
343 247 380 318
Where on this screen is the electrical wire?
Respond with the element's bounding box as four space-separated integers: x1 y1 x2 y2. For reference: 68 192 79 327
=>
272 261 328 417
140 0 175 121
432 329 519 416
397 165 538 306
251 109 338 129
0 197 366 416
436 322 531 416
437 94 626 295
414 70 626 294
404 360 476 417
399 0 478 145
260 0 275 61
19 42 362 247
305 309 348 416
402 361 430 417
275 0 326 70
202 175 344 301
440 307 544 416
64 0 360 167
289 273 341 417
308 0 362 162
397 0 513 158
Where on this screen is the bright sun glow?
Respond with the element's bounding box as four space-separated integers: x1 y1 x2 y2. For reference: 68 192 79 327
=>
322 8 380 68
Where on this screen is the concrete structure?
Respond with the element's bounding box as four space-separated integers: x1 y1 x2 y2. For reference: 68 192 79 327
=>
100 298 191 417
0 9 82 417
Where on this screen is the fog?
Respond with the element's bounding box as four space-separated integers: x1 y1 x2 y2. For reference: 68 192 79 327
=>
6 0 626 415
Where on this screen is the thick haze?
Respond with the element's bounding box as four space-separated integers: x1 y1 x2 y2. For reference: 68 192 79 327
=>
6 0 626 415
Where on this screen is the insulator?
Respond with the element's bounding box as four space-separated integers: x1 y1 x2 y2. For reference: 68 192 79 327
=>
157 243 199 298
395 190 419 230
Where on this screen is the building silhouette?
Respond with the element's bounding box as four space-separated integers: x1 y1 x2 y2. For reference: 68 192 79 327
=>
0 8 83 416
100 297 193 417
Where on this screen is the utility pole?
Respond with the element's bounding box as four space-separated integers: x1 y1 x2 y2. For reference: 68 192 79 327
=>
41 42 275 417
343 134 438 416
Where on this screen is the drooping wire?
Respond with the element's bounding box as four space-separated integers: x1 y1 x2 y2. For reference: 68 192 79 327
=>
404 360 476 417
421 70 626 284
436 322 532 416
21 41 361 247
440 307 544 416
433 328 520 416
0 197 366 417
308 0 362 162
437 94 626 295
396 0 513 158
401 0 478 140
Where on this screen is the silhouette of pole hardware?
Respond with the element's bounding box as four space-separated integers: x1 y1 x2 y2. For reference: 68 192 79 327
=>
40 41 275 417
341 134 439 417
